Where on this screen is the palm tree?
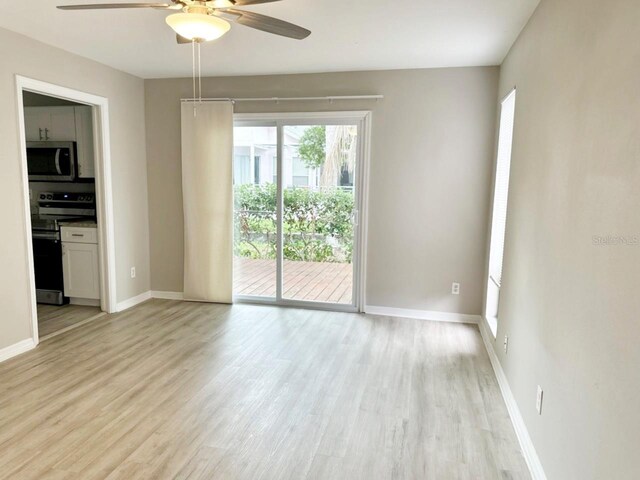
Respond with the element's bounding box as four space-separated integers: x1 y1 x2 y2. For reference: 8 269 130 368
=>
298 125 358 187
320 125 357 187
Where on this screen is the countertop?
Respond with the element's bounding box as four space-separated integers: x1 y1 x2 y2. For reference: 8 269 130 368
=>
59 220 97 228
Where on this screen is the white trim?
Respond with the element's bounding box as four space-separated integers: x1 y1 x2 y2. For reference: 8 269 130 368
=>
15 75 118 349
151 291 185 300
91 100 118 315
116 291 151 312
276 122 284 301
14 82 39 347
234 111 372 123
106 290 186 311
364 305 480 325
0 338 36 364
478 316 548 480
357 113 372 311
182 95 384 104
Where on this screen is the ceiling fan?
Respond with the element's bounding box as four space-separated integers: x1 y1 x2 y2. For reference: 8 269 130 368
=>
57 0 311 43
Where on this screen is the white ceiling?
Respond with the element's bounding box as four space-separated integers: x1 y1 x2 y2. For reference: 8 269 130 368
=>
0 0 540 79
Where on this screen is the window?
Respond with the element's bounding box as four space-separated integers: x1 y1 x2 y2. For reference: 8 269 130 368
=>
234 154 251 185
272 156 277 184
254 155 261 184
292 156 309 187
486 89 516 336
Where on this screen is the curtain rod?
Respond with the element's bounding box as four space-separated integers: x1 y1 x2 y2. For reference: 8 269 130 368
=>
180 95 384 104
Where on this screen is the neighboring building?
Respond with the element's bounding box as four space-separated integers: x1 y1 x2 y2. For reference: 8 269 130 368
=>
233 125 355 188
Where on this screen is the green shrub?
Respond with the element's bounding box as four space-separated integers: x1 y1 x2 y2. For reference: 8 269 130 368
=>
234 184 354 263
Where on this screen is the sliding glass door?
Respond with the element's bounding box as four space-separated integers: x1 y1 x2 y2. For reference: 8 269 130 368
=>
281 124 357 305
233 125 278 298
233 114 367 312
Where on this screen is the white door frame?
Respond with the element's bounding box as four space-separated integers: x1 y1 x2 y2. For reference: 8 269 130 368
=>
233 110 371 313
15 75 117 345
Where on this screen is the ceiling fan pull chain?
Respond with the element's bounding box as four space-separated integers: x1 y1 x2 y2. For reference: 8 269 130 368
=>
198 40 202 104
192 38 197 117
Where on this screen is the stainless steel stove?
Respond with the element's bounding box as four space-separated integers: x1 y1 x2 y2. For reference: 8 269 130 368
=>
31 192 96 305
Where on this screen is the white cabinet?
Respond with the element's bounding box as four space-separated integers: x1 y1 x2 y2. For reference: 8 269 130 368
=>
49 108 78 140
24 106 95 178
61 226 98 244
24 109 51 141
74 106 95 179
61 226 100 300
24 107 77 141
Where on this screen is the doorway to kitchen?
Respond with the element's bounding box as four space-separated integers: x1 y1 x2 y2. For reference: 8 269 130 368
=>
232 112 370 312
16 76 116 343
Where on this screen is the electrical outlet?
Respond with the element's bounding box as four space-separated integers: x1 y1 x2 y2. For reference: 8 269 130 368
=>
536 386 544 415
451 282 460 295
130 267 136 279
504 335 509 354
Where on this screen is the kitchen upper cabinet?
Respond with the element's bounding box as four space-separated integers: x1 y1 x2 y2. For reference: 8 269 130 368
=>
74 106 95 179
49 108 77 141
24 107 76 141
24 108 51 142
24 106 95 178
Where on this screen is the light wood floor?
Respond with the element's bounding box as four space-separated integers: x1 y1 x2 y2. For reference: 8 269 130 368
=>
0 300 530 480
37 304 105 338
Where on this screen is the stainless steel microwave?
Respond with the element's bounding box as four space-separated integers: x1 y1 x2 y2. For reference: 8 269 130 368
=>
27 141 77 182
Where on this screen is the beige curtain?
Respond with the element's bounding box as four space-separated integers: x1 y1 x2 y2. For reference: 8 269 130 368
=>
181 101 234 303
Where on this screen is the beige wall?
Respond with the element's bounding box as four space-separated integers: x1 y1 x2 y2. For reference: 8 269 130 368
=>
484 0 640 478
145 67 499 314
0 27 150 350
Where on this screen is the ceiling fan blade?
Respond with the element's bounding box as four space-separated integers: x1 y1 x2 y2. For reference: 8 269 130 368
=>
231 0 283 5
57 3 179 10
225 9 310 40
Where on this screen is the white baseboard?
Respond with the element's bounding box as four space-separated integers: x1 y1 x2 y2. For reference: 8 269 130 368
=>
151 291 184 300
116 291 152 312
478 317 547 480
115 291 184 312
0 338 37 363
364 305 480 325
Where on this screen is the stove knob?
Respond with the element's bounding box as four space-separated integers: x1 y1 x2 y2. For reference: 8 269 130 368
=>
47 194 53 200
40 194 45 200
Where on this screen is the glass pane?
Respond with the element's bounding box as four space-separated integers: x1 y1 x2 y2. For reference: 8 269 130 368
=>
282 124 357 305
233 126 277 298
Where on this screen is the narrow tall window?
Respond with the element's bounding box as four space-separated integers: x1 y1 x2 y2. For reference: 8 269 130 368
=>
486 89 516 336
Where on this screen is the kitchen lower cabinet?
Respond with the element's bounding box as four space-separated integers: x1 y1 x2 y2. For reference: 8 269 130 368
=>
61 227 100 300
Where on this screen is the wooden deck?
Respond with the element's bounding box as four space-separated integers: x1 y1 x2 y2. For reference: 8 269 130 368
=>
234 257 353 304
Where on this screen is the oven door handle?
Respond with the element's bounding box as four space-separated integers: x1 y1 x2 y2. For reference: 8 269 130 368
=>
55 149 62 175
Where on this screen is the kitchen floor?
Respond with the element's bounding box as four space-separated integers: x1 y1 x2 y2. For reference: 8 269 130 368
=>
37 304 105 339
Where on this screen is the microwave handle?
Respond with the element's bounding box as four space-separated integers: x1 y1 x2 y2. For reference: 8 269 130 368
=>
55 149 62 174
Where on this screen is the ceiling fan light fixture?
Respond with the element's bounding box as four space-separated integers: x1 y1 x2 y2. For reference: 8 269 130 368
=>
166 12 230 41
